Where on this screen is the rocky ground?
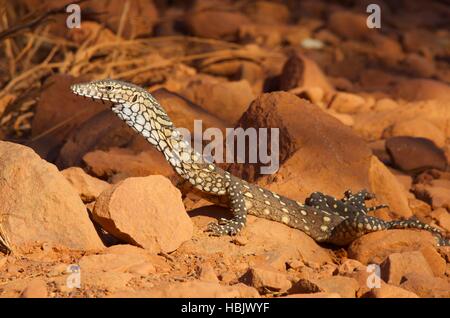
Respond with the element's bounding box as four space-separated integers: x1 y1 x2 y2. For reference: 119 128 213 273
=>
0 0 450 298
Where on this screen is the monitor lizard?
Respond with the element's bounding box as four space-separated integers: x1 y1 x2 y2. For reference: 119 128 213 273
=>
70 79 449 246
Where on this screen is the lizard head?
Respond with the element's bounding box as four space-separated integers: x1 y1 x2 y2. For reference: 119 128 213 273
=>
70 78 167 119
70 79 148 107
70 79 174 146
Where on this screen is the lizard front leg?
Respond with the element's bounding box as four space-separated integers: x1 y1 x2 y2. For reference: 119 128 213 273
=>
207 180 248 236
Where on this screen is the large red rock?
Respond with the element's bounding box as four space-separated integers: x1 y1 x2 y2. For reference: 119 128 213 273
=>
380 251 434 285
227 92 407 215
399 272 450 298
348 229 437 265
93 175 193 253
0 141 104 251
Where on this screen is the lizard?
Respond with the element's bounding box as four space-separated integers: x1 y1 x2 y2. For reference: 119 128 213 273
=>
70 79 450 247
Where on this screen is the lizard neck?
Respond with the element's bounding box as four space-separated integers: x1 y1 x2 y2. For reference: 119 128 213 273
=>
111 93 205 180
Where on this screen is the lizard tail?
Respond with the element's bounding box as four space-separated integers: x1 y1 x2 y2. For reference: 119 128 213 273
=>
386 218 449 246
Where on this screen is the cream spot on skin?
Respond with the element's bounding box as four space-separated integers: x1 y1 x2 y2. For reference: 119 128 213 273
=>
300 210 307 216
320 225 328 232
244 192 254 198
281 216 290 224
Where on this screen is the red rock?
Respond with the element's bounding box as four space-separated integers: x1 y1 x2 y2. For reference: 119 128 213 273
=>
93 175 193 253
338 259 366 275
386 136 447 173
420 245 446 277
79 272 133 292
430 208 450 233
372 98 399 112
389 168 413 192
228 92 372 202
325 109 354 126
85 0 158 38
110 281 260 298
78 253 152 273
184 10 250 40
368 156 413 218
61 167 110 203
197 263 219 283
290 275 359 298
399 272 450 298
104 244 170 272
279 53 335 95
380 251 434 285
315 276 359 298
368 33 404 62
348 229 436 265
402 29 449 57
30 75 106 161
181 79 255 125
181 213 333 274
403 53 436 77
128 262 156 276
408 198 432 220
391 79 450 102
354 100 450 141
413 183 450 210
328 10 371 40
240 266 292 292
383 118 445 148
243 1 290 24
56 110 145 168
152 88 227 133
365 283 419 298
328 92 368 114
20 279 48 298
0 142 104 251
369 140 391 165
83 147 174 180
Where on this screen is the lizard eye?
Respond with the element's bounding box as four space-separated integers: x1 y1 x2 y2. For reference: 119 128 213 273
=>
105 85 113 91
